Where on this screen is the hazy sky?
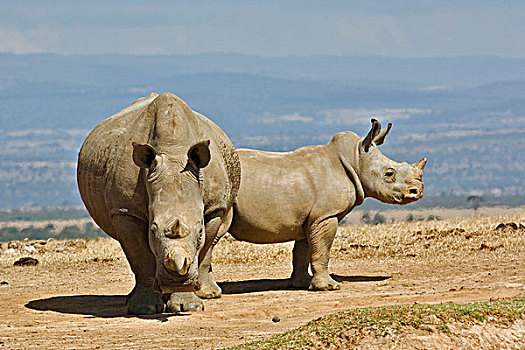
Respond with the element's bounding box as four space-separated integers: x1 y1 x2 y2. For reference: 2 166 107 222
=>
2 1 525 57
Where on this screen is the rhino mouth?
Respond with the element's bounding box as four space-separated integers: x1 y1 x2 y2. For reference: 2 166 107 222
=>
392 193 421 205
391 194 405 204
157 268 200 293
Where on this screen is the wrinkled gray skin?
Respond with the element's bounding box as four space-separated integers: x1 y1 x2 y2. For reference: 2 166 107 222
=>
77 93 240 314
204 119 426 293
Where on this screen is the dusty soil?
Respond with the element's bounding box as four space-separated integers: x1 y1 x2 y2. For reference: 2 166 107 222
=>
1 214 524 349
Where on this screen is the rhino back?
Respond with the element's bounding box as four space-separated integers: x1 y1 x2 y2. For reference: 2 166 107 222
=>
230 145 355 244
191 111 241 216
77 93 158 236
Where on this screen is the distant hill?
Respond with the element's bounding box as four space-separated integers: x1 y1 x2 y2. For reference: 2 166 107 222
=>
0 53 524 208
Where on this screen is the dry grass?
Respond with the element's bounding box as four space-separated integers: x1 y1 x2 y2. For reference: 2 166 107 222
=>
331 214 525 263
1 213 524 269
212 213 525 266
0 237 124 269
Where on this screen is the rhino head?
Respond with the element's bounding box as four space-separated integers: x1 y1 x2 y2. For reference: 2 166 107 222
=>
357 118 426 205
132 140 211 293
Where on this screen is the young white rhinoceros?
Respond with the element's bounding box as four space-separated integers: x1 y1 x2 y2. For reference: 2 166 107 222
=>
77 93 240 314
204 119 426 295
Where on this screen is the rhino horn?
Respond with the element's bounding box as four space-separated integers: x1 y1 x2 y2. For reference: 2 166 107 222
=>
165 218 190 239
165 246 190 275
414 157 427 172
362 118 381 152
173 255 189 276
373 122 392 146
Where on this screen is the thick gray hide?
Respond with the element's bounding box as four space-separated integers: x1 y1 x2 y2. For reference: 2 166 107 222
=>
77 93 240 314
214 119 426 292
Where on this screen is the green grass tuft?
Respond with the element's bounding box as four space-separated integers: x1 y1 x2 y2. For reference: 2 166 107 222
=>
226 299 525 350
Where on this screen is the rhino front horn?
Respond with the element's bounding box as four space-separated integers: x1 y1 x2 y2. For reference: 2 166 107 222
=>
165 247 190 275
414 157 427 171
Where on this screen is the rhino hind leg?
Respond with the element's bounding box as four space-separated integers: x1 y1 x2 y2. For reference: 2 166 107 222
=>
307 217 341 291
113 215 164 315
290 239 312 288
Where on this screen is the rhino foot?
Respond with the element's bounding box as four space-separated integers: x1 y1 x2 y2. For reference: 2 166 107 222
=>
195 284 222 299
126 290 165 315
308 276 341 291
165 292 204 313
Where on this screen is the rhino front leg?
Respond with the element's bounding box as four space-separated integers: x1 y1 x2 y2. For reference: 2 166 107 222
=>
307 217 341 291
290 239 312 288
196 208 233 299
113 215 164 315
165 209 233 312
165 292 204 312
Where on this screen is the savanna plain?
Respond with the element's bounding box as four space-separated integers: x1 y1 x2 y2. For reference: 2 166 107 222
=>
1 210 524 349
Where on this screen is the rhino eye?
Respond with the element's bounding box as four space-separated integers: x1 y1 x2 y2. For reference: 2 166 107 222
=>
150 222 158 234
384 169 396 182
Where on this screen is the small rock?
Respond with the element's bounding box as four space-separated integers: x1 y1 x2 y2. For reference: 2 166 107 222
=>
0 281 8 285
479 243 502 251
22 245 37 253
14 257 39 266
2 248 16 255
272 316 280 323
495 222 519 231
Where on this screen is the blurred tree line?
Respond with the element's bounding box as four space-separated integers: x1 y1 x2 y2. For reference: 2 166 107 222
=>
0 207 89 222
0 222 105 241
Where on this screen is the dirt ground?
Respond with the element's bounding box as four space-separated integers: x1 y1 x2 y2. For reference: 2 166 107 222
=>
0 213 524 349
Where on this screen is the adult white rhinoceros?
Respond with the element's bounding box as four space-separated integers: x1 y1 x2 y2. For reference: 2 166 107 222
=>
77 93 240 314
202 119 426 296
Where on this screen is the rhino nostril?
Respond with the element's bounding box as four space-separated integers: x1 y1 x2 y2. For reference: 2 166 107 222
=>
409 188 419 195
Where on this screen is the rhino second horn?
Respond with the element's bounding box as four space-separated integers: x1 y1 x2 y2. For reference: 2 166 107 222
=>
165 218 190 239
414 157 427 171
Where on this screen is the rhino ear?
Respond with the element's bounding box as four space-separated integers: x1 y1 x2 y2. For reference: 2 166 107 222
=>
187 140 211 170
373 122 392 146
362 118 381 152
132 142 157 169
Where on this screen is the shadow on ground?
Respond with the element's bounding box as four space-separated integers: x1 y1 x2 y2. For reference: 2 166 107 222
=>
219 274 391 294
331 274 391 283
26 295 178 320
25 275 390 317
